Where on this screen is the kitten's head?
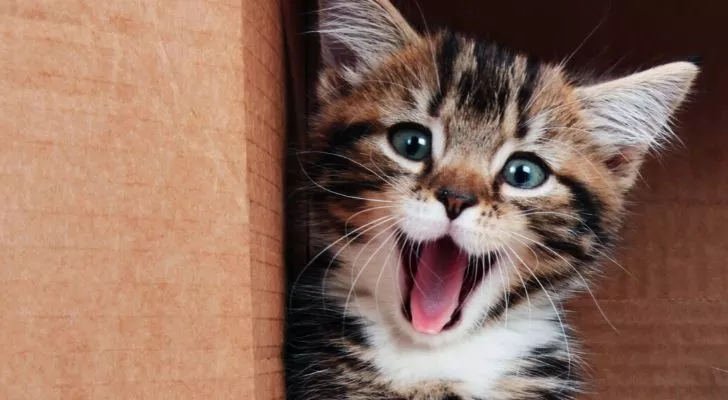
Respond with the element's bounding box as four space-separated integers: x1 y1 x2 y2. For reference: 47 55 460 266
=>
306 0 697 345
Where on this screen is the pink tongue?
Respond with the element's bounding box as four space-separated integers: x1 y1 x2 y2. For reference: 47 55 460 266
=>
409 237 468 335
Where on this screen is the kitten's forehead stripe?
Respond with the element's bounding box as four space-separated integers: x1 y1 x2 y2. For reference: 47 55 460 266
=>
515 57 542 139
517 56 541 114
455 40 514 118
477 40 515 118
429 32 460 116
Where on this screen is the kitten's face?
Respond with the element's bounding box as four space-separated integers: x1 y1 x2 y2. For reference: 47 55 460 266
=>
308 0 697 345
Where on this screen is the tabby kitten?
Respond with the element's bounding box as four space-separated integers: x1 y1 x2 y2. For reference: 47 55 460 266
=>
285 0 698 399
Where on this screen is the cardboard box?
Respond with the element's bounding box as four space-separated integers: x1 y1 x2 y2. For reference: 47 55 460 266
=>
1 0 286 398
2 0 726 399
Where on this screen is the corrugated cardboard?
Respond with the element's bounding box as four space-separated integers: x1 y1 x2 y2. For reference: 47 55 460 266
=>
1 0 284 398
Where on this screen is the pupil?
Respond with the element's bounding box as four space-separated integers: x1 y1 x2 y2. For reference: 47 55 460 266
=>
405 136 422 155
514 165 531 184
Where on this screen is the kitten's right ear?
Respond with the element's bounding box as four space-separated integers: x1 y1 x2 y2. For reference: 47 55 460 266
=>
575 61 699 190
317 0 419 71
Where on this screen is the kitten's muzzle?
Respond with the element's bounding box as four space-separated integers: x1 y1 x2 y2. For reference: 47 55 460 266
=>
436 187 477 220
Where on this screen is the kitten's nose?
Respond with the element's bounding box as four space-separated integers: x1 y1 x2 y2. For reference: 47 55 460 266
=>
435 188 477 220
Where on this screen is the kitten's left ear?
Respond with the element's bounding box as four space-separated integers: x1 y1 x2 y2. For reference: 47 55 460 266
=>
317 0 420 71
575 61 699 189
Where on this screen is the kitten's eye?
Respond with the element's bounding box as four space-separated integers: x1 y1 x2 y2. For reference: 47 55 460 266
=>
502 154 549 189
389 124 432 161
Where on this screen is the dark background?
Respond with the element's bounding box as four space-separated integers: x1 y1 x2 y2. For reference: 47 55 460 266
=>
283 1 728 398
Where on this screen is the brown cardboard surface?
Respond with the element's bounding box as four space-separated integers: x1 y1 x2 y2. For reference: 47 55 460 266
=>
0 0 285 398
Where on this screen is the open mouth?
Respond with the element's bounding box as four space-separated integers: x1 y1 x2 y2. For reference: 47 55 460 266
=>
399 235 495 335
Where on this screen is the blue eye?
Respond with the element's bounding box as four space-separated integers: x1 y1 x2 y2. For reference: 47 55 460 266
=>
389 124 432 161
502 154 549 189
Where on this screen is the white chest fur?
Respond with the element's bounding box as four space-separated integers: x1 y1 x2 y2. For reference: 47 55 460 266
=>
364 305 564 398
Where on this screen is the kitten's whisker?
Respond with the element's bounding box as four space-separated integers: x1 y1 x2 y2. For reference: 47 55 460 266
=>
533 135 607 179
560 9 607 68
517 210 581 220
517 208 634 278
499 244 534 326
506 230 619 335
538 127 653 187
366 149 412 195
461 252 478 308
590 248 633 278
494 251 510 329
298 158 393 203
289 215 395 307
412 0 432 38
711 366 728 375
344 205 399 233
391 232 413 312
374 229 406 324
324 216 399 300
355 78 413 92
348 217 402 284
344 218 403 321
416 1 440 96
492 230 574 382
298 150 400 191
472 253 493 330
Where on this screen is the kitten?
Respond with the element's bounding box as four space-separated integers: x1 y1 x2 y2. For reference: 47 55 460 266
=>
285 0 698 398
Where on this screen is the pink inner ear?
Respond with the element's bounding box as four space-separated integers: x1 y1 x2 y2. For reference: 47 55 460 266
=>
605 153 629 172
604 147 642 174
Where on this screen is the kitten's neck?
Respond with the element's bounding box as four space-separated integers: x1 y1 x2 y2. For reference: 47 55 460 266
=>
360 298 577 399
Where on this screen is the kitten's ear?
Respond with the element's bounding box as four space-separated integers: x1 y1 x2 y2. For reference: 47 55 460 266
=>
317 0 419 71
575 61 699 189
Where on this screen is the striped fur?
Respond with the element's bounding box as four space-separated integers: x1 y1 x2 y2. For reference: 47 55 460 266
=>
286 1 698 399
